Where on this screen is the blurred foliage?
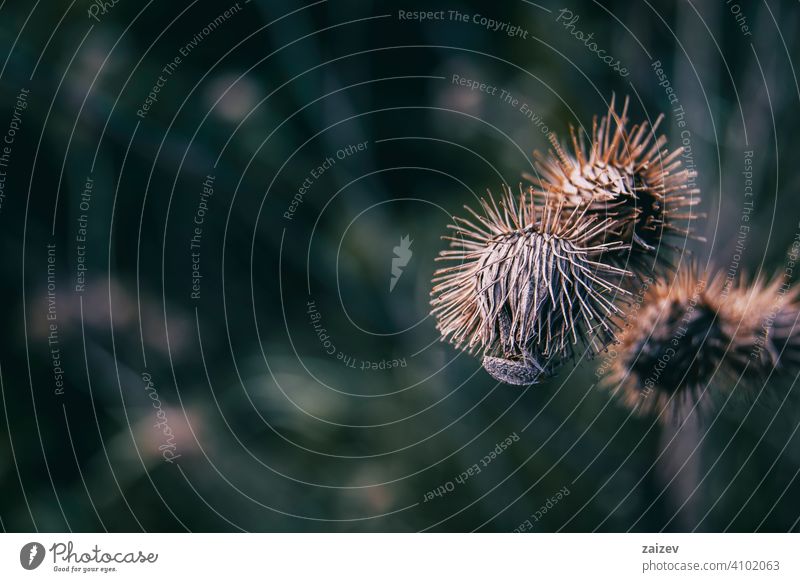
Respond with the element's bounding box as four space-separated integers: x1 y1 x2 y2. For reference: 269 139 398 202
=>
0 0 799 532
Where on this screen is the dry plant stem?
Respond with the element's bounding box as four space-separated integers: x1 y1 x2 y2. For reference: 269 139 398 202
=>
656 411 701 530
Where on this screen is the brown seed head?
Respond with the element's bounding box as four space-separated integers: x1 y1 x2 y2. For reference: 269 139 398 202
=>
524 96 702 272
431 185 631 382
604 263 800 422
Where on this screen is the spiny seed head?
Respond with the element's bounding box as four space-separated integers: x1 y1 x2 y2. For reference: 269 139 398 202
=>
603 263 800 422
524 95 702 273
718 272 800 376
431 185 631 383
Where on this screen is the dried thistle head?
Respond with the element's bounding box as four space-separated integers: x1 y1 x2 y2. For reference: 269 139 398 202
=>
525 95 701 272
718 273 800 376
604 263 800 422
431 185 631 385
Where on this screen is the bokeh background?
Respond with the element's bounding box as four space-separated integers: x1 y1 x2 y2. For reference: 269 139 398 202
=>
1 0 799 532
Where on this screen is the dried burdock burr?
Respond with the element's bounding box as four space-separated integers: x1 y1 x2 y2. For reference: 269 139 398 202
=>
431 185 631 385
525 95 702 272
604 263 800 422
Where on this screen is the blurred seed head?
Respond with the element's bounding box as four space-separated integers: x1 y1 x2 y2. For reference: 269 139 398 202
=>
605 263 800 422
431 185 631 383
525 95 702 272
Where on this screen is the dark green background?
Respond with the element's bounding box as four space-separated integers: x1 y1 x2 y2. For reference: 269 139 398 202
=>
0 0 799 532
